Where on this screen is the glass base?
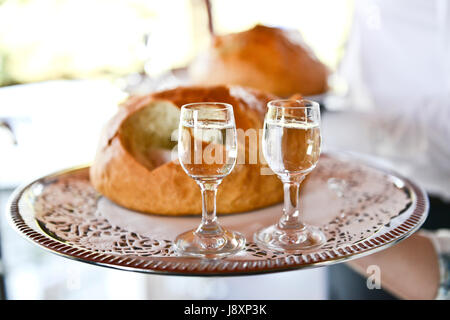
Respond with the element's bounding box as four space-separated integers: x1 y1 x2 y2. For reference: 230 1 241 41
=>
254 224 326 253
175 229 246 258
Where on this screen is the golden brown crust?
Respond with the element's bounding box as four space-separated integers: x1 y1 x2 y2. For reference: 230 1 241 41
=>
189 25 329 97
90 85 284 215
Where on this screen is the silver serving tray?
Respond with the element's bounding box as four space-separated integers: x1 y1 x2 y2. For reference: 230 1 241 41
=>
7 153 428 276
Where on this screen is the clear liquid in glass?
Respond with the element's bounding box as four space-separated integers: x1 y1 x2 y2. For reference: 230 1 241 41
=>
263 119 321 178
179 119 237 180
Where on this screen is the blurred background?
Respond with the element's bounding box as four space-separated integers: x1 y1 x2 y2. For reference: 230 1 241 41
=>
1 0 449 300
0 0 352 87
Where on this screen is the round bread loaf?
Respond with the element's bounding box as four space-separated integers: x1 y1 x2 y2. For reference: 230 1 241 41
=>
188 25 329 97
90 85 284 215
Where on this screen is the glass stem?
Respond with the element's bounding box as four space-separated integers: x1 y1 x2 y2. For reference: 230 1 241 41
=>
196 181 223 236
279 176 306 230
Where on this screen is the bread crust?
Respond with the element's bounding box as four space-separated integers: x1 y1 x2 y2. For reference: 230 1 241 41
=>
90 85 284 215
189 25 329 97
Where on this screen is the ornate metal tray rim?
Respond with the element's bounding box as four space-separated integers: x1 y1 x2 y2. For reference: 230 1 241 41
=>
7 153 429 276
